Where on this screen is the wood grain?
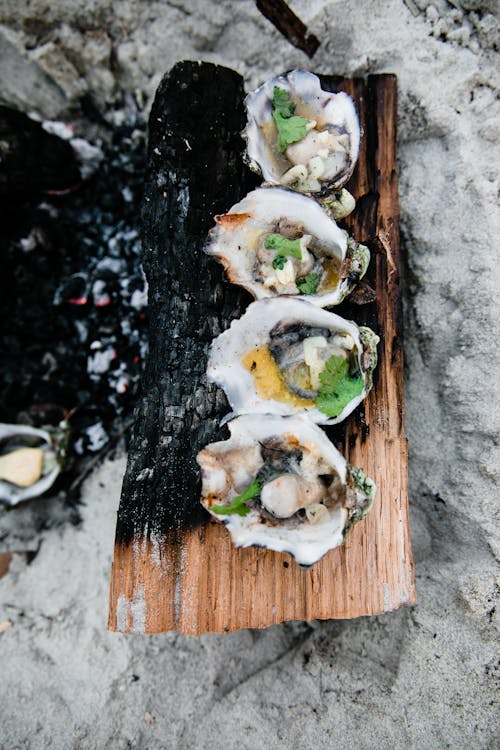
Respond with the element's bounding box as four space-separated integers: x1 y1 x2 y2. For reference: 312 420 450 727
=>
108 70 415 635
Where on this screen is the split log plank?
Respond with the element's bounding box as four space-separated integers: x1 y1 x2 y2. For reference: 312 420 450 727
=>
108 63 415 635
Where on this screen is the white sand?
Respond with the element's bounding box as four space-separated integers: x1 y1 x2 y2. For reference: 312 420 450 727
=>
0 1 498 747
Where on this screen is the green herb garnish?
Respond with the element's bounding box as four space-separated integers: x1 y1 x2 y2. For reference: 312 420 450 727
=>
265 233 302 258
315 354 364 418
211 478 261 516
272 86 309 152
272 86 296 118
296 273 319 295
272 255 287 270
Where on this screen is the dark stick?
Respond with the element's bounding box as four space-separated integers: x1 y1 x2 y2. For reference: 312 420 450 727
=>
256 0 320 58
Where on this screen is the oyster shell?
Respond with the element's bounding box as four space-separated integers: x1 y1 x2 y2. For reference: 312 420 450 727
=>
207 297 378 426
206 187 370 307
0 423 68 505
197 414 376 566
243 70 361 196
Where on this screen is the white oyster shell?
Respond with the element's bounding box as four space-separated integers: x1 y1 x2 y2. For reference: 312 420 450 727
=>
205 187 369 307
243 70 361 194
207 297 378 426
197 414 375 566
0 423 67 506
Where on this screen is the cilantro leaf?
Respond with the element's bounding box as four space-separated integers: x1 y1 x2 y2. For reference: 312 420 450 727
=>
271 87 309 152
265 233 302 259
272 86 296 117
273 112 309 152
296 273 319 295
211 478 261 516
315 354 364 418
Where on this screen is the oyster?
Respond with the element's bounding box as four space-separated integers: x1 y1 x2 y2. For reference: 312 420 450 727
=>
243 70 361 196
206 187 369 307
197 414 376 566
0 423 68 505
207 297 378 426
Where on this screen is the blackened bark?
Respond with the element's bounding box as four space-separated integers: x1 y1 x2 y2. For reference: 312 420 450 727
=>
116 62 258 543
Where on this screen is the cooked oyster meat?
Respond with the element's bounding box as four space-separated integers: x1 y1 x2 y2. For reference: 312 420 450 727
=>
268 322 359 400
281 126 352 193
205 187 370 307
207 297 378 426
197 415 376 565
243 70 361 197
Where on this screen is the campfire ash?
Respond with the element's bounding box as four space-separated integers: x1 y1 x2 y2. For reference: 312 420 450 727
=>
0 109 148 503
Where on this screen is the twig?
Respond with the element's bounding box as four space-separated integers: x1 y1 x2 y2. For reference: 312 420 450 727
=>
403 0 420 17
256 0 320 58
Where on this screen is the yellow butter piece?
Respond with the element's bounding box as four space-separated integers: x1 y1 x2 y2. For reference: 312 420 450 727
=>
242 345 313 408
0 448 44 488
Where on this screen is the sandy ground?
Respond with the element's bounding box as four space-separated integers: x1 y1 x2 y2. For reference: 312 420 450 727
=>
0 1 499 748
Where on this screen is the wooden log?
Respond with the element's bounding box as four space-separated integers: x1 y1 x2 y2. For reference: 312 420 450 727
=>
108 63 415 635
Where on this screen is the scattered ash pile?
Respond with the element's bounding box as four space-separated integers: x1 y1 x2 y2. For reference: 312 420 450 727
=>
0 108 148 510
